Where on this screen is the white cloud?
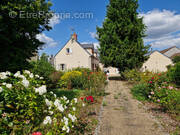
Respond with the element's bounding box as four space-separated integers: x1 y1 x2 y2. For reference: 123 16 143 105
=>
150 34 180 49
49 14 60 27
36 33 58 48
141 9 180 49
89 32 97 39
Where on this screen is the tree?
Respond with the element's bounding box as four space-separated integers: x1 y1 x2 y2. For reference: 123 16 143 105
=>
172 56 180 63
0 0 53 72
97 0 150 74
29 53 55 82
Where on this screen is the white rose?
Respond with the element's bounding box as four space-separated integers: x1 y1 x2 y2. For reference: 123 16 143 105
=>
74 98 77 103
2 82 6 85
0 72 8 79
14 71 21 77
49 111 54 115
29 73 34 78
6 84 12 89
72 107 76 111
24 70 31 74
57 104 64 112
22 79 29 88
45 99 52 107
35 75 40 78
43 116 52 125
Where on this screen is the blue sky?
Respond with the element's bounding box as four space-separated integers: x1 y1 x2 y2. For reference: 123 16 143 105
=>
38 0 180 56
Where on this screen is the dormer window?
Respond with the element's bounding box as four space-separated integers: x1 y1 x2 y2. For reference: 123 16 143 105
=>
66 48 72 54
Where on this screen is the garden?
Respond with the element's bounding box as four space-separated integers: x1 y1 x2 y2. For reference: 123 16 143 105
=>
123 61 180 134
0 56 107 135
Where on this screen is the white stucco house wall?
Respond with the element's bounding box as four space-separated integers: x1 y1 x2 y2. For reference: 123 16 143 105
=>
54 33 99 71
142 51 173 72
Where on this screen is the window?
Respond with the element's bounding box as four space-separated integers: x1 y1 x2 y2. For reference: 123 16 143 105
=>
66 48 72 54
59 64 66 71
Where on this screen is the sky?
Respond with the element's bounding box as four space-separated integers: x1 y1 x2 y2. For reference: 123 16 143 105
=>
38 0 180 56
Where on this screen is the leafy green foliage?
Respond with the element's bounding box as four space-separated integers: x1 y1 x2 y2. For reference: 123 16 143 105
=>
0 71 80 134
123 69 141 82
29 53 55 83
53 89 82 101
0 0 52 72
58 68 107 95
167 62 180 86
49 71 64 89
131 83 150 101
130 70 180 116
97 0 150 73
172 56 180 63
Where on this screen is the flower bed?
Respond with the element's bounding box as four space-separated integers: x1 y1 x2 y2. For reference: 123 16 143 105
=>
129 71 180 117
0 68 107 135
0 71 81 135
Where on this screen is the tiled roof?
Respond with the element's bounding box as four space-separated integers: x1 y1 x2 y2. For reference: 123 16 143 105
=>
80 44 94 49
170 53 180 59
160 46 176 54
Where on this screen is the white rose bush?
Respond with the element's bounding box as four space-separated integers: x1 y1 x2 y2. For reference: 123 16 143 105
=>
0 71 80 135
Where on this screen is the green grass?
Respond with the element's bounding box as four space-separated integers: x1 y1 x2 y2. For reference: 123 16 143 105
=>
53 89 82 100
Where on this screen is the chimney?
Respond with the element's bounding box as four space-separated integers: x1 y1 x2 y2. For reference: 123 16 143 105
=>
71 33 77 41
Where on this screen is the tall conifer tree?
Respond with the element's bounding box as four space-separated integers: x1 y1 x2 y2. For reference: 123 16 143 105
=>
97 0 150 73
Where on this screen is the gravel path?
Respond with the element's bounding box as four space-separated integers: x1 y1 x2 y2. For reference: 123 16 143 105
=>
99 80 168 135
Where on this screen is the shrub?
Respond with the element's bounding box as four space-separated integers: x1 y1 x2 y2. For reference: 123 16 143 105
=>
123 69 141 82
131 83 151 101
59 71 83 89
172 56 180 63
58 68 107 94
49 71 64 88
86 71 107 96
149 86 180 114
29 53 55 83
0 71 79 134
167 62 180 85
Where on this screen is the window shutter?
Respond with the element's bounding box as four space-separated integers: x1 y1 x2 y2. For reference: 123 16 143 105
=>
70 48 72 53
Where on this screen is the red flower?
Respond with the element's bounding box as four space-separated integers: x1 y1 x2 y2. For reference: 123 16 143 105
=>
86 96 94 102
32 132 42 135
80 97 84 101
149 81 153 84
90 72 93 74
152 77 154 80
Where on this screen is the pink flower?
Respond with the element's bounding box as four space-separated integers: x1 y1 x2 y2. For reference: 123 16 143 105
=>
2 113 7 117
168 86 173 90
157 99 160 103
162 86 166 88
32 132 42 135
150 91 154 95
